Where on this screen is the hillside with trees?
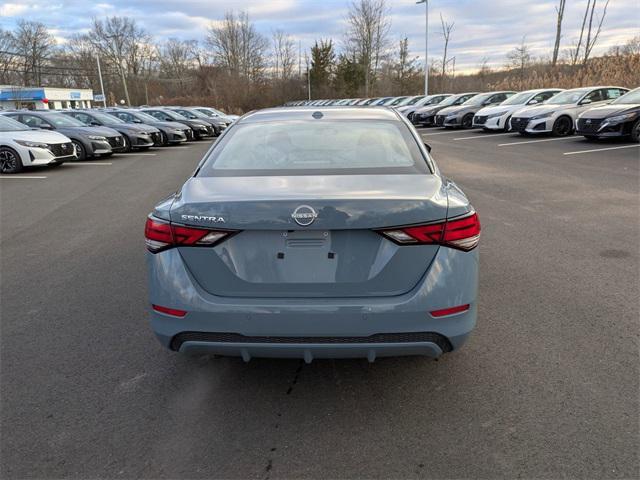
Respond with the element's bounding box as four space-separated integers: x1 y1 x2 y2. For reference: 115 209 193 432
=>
0 0 637 112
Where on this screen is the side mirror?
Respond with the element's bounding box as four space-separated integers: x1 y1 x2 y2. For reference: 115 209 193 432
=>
528 99 539 105
133 118 142 123
423 142 432 153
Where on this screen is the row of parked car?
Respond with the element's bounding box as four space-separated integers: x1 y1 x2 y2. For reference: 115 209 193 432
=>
286 85 640 141
0 106 239 173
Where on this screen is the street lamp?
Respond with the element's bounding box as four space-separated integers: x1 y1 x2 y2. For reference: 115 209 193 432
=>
416 0 428 95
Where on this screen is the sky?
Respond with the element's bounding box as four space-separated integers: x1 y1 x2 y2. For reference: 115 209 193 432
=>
0 0 637 73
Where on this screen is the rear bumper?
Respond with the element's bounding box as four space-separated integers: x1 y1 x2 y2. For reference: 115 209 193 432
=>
147 245 478 360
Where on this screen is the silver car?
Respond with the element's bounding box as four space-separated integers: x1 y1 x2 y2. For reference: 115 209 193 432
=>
146 107 480 362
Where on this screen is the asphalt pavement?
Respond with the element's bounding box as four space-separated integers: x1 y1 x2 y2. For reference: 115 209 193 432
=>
1 131 638 479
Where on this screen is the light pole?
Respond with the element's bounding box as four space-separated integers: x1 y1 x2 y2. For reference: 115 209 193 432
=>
416 0 428 95
96 55 107 107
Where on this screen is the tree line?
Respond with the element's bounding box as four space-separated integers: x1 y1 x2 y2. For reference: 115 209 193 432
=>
0 0 637 113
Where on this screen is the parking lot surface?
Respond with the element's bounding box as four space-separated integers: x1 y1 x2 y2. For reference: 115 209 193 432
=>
1 132 638 479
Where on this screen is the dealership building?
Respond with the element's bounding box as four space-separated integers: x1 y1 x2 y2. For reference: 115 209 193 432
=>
0 86 96 110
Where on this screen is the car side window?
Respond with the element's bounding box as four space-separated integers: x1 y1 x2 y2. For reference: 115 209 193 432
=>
584 90 604 103
118 112 132 122
69 112 89 124
604 88 624 100
21 115 48 128
148 111 163 120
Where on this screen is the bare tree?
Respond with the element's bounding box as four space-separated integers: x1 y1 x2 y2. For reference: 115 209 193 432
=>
392 37 420 94
552 0 566 66
582 0 610 63
84 17 153 105
439 13 454 91
272 30 296 80
0 28 17 84
345 0 391 95
159 38 198 88
205 11 269 80
11 20 56 86
506 37 533 87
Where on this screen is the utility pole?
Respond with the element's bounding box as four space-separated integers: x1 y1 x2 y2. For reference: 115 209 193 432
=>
416 0 429 95
96 55 107 107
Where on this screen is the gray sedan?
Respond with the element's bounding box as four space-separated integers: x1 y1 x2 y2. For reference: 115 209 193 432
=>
62 110 161 151
2 110 124 160
145 107 480 361
435 91 516 128
103 109 191 145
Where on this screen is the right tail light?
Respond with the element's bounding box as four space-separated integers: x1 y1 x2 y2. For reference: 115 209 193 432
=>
378 212 481 251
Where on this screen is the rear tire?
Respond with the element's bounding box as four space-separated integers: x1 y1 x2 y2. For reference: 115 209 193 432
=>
461 113 474 129
552 116 573 136
0 146 24 174
630 119 640 143
71 140 86 161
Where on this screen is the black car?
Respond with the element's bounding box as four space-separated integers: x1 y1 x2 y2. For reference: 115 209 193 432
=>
139 108 213 140
103 109 191 145
62 110 161 151
410 93 478 127
3 111 124 160
576 87 640 142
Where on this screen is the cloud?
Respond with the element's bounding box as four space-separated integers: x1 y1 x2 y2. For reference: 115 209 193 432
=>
0 0 636 74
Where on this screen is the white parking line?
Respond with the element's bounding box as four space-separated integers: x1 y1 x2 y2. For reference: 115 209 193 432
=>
498 137 575 147
420 131 459 136
170 146 191 149
454 132 515 140
65 162 112 166
116 153 156 156
0 175 47 179
563 144 640 156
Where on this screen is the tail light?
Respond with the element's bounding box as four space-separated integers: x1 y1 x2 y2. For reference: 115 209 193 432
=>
379 211 480 251
145 216 236 253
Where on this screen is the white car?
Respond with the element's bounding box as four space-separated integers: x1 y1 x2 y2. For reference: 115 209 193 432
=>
509 86 629 136
0 115 76 174
473 88 563 131
194 107 239 122
398 94 452 118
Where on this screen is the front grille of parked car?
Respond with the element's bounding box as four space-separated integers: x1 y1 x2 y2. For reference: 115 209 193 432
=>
107 136 123 147
47 142 75 157
434 115 445 126
577 118 604 133
170 331 453 352
510 117 529 132
474 116 488 125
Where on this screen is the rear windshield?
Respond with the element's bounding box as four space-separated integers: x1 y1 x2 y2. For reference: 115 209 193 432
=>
198 120 430 176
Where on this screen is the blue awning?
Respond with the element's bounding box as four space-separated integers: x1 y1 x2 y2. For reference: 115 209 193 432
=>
0 88 46 101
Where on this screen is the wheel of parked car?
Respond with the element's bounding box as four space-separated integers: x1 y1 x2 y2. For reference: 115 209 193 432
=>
462 113 474 129
0 146 23 174
160 131 169 146
551 116 572 136
71 140 86 161
504 115 512 132
122 135 132 152
631 119 640 143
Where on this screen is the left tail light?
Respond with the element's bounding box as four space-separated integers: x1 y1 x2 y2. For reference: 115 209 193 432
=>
145 216 236 253
378 211 481 251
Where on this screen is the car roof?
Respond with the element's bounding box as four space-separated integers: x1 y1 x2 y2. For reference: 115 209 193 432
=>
241 107 401 124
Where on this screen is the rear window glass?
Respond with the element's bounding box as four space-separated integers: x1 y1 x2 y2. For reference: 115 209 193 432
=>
198 120 430 176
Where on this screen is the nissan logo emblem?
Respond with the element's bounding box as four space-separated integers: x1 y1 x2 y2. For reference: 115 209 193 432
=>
291 205 318 226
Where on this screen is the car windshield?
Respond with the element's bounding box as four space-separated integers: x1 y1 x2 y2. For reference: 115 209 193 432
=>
44 114 86 127
404 96 425 106
198 120 429 176
184 109 208 119
92 112 124 124
502 91 536 105
439 94 470 107
173 109 197 119
546 89 589 104
390 97 409 106
131 111 160 122
0 115 29 131
612 88 640 104
462 93 494 106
